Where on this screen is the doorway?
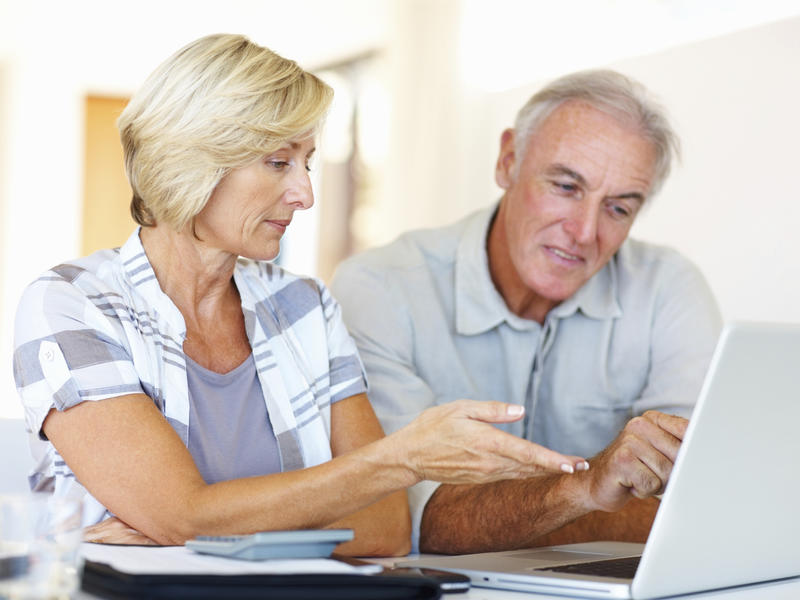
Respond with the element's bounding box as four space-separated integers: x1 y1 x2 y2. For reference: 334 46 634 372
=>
82 96 132 255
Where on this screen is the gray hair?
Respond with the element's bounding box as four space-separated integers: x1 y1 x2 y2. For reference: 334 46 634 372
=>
513 69 680 199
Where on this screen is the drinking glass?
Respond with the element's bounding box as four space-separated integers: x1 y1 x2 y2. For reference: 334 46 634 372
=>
0 494 83 599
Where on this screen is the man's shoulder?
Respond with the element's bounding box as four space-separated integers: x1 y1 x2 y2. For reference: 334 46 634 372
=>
617 238 699 274
614 238 709 296
335 209 485 281
351 222 463 269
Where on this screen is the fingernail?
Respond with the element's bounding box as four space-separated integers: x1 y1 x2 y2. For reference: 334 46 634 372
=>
507 404 524 417
576 461 590 471
560 463 575 474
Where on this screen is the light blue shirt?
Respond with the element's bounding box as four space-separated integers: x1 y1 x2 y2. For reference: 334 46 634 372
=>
332 204 722 550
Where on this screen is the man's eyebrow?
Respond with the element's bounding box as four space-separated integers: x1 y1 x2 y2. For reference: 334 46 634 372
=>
546 164 587 186
611 191 646 204
548 163 646 204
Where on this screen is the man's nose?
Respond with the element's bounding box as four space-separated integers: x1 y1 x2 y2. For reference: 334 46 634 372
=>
564 201 600 244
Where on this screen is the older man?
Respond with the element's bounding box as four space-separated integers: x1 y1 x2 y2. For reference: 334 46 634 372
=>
331 70 721 554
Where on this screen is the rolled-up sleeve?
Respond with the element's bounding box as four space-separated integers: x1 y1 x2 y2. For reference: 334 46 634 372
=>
317 279 368 404
14 274 143 438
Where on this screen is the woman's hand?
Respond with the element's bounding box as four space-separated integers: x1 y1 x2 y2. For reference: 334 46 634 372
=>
84 516 160 545
391 400 588 485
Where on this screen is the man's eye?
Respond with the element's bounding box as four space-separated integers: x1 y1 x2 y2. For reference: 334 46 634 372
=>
610 204 632 219
552 181 578 194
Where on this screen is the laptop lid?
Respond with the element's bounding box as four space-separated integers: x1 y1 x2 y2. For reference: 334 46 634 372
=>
631 321 800 597
399 322 800 599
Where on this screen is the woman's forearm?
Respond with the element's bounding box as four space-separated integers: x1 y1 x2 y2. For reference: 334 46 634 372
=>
161 439 417 545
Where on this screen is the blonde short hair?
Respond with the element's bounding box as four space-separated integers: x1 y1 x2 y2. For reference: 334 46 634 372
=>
118 33 333 230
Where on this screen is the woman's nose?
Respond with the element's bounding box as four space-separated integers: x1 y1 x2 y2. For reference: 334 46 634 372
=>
289 169 314 210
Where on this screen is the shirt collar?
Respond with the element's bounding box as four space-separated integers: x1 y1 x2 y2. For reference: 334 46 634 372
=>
550 256 623 321
119 227 188 337
454 204 622 335
455 205 537 334
119 229 266 341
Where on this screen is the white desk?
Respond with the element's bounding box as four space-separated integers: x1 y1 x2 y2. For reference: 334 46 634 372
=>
453 578 800 599
368 555 800 599
74 575 800 599
73 548 800 599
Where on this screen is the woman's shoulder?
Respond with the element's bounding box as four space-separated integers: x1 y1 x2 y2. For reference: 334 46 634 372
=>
23 248 125 299
14 248 133 347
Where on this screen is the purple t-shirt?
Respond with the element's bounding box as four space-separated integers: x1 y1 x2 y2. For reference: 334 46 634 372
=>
186 354 282 483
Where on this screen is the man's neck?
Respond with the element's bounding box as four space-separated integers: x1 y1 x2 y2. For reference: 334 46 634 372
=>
486 200 557 324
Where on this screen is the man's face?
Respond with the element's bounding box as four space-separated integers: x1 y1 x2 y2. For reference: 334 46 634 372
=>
493 100 657 316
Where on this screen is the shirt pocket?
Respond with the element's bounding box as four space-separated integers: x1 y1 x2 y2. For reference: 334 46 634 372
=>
571 397 634 455
534 390 635 457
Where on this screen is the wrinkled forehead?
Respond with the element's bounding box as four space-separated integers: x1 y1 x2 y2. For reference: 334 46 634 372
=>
534 100 649 147
525 101 658 190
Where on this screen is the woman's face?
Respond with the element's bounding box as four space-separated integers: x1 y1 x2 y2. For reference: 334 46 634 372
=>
193 136 316 261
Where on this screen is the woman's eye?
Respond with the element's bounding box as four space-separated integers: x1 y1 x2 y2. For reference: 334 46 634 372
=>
268 160 290 170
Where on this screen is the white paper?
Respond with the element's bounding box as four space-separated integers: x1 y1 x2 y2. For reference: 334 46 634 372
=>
80 543 382 575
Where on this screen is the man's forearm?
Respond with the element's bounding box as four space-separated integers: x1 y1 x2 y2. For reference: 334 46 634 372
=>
529 496 658 547
420 475 582 554
419 475 658 554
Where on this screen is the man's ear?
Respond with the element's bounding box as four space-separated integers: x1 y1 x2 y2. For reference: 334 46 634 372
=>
495 129 516 190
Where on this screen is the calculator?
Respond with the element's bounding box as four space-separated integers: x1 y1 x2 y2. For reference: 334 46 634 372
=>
185 529 354 560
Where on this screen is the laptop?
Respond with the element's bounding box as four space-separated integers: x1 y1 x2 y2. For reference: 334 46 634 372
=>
399 322 800 598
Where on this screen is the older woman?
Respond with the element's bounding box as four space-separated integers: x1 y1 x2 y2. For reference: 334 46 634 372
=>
13 34 586 555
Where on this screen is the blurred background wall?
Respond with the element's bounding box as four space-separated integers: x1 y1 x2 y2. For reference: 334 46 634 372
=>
1 0 798 417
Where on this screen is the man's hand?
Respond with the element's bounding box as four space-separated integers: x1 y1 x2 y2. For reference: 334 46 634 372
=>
583 411 687 512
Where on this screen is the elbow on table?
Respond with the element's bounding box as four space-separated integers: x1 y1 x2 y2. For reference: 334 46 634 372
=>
344 530 412 558
337 512 412 558
372 522 413 557
129 501 213 546
145 519 200 547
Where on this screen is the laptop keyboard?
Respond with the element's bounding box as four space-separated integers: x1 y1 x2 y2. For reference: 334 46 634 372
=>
542 555 641 579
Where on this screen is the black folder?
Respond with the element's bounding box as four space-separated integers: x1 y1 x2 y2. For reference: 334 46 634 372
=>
82 559 443 599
